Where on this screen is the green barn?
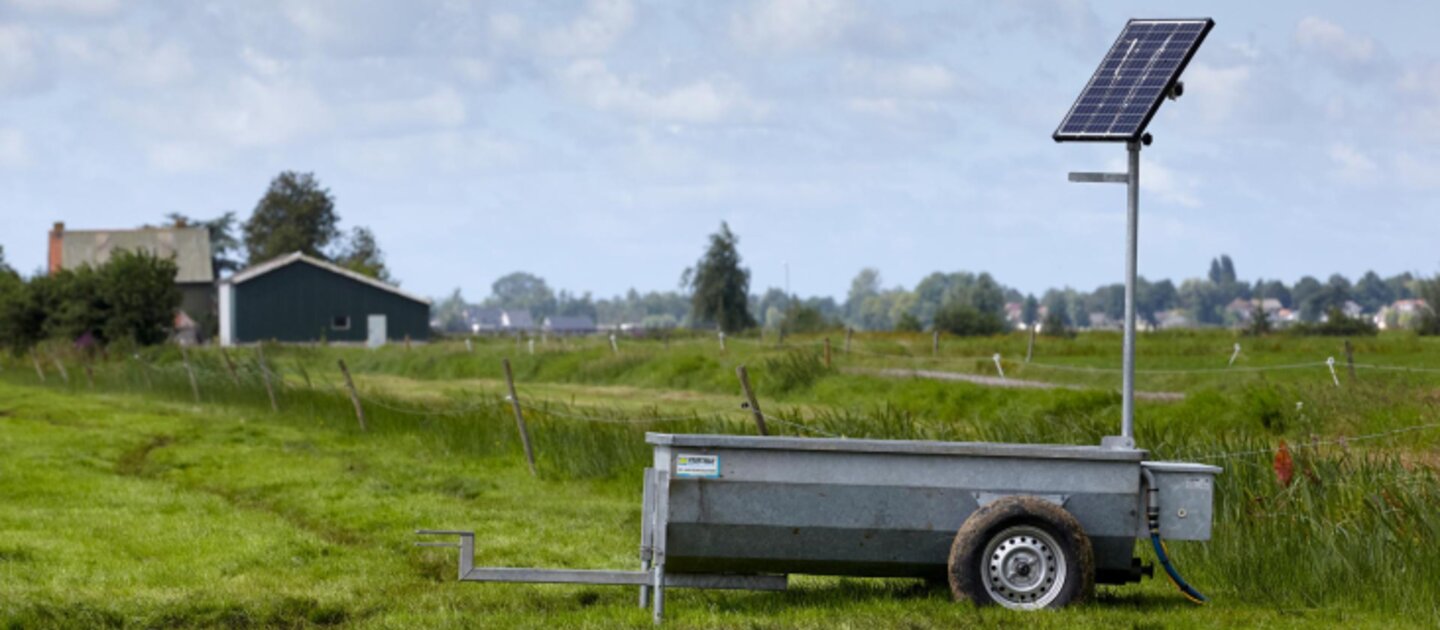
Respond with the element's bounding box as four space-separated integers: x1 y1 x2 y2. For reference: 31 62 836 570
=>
219 252 430 346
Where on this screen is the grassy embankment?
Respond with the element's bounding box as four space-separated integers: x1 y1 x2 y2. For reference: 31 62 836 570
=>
2 330 1438 626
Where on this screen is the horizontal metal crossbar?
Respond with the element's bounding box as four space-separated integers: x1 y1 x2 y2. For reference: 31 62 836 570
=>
1068 171 1129 184
461 568 787 591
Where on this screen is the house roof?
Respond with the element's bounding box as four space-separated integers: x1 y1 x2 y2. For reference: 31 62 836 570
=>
224 252 431 305
545 315 596 330
59 227 213 283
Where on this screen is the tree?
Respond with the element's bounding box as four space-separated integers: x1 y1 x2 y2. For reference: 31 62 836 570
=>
243 171 339 263
167 211 242 275
1291 276 1323 321
487 272 557 319
1041 290 1072 327
432 289 470 333
846 268 882 324
556 290 598 320
754 288 791 327
895 312 923 332
333 226 392 282
1252 278 1292 309
1219 255 1237 284
1352 271 1392 313
1138 277 1178 326
1244 302 1272 336
1021 294 1039 327
1416 274 1440 336
682 223 755 332
99 250 180 345
0 257 43 352
932 301 1005 336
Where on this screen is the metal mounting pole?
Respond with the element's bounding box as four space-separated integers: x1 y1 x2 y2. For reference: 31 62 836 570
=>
1069 142 1142 450
1116 140 1141 448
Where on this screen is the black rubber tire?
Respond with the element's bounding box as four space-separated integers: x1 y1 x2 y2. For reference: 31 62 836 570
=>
947 496 1094 609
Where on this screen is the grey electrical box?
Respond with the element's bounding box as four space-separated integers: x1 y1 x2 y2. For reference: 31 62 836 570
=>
1141 461 1221 540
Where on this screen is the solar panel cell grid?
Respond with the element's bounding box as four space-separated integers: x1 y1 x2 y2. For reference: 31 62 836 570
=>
1054 19 1214 142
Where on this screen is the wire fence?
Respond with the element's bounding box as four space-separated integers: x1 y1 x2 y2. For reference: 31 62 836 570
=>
8 338 1440 467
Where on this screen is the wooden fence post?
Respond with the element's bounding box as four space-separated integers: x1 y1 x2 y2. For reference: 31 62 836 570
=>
824 338 832 369
736 365 768 436
1344 339 1357 382
256 345 278 413
337 359 367 432
220 348 241 386
179 344 200 403
51 355 70 385
502 358 538 477
1026 324 1036 363
30 349 45 382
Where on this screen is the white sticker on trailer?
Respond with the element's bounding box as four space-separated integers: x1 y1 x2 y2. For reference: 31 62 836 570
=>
675 454 720 478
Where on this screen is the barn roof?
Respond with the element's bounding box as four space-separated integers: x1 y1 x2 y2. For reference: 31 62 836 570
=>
225 252 431 305
59 226 213 283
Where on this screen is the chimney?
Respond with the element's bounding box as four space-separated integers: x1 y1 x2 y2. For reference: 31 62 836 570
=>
174 217 188 228
48 222 64 274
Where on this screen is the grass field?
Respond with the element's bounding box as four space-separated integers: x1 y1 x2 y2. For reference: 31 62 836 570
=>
3 330 1439 627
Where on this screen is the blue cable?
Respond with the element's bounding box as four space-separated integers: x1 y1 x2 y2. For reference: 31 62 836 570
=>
1150 533 1207 604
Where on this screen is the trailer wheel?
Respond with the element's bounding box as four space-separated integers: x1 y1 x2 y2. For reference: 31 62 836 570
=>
948 496 1094 610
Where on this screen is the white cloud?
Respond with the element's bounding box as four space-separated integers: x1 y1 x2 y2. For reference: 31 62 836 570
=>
355 87 467 130
730 0 856 52
0 127 27 167
0 24 44 94
1107 156 1201 208
1328 143 1379 184
1294 16 1384 79
844 60 960 98
558 59 763 124
54 30 194 87
1184 63 1252 123
3 0 120 19
1394 153 1440 190
120 75 331 154
539 0 635 57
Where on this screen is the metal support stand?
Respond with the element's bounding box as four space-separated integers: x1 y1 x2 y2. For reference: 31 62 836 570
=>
418 468 784 626
1070 139 1142 450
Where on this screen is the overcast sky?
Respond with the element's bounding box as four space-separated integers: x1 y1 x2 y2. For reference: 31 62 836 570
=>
2 1 1438 301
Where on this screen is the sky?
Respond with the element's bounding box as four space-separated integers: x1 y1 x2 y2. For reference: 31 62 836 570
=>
2 0 1439 302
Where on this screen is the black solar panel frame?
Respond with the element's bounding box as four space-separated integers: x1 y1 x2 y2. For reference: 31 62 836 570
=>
1053 18 1215 143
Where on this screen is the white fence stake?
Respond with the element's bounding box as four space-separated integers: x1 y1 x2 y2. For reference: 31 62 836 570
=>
465 338 473 352
609 333 619 354
1228 343 1241 367
718 331 727 352
528 339 535 355
1326 357 1339 387
992 353 1006 380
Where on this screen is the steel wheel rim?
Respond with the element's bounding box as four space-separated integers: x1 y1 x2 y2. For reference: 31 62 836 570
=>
980 525 1066 610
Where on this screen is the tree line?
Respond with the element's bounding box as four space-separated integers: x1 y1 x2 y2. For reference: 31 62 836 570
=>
433 226 1440 338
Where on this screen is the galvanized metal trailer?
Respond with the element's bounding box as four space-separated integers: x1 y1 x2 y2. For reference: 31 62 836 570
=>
418 433 1220 623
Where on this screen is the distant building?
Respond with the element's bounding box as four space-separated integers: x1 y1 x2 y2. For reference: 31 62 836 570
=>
219 252 430 346
48 221 215 337
469 307 535 333
544 315 597 335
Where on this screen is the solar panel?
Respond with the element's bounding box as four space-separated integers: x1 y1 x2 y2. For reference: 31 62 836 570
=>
1054 18 1214 142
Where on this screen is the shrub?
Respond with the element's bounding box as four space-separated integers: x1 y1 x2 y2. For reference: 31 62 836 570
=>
932 302 1005 336
1289 307 1377 337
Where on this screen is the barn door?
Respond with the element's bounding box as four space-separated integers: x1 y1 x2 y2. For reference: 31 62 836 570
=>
367 315 387 348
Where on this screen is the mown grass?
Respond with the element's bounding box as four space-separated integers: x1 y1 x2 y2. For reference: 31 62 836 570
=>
2 330 1439 626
